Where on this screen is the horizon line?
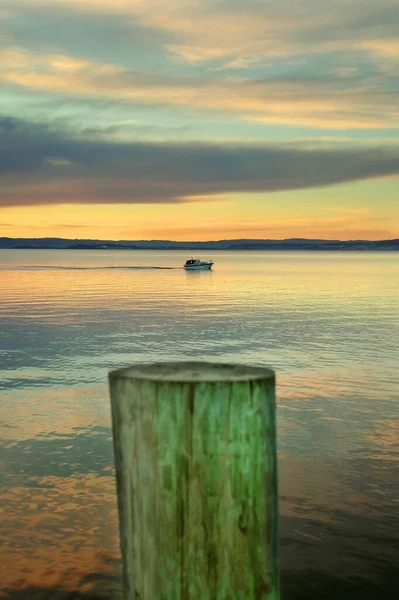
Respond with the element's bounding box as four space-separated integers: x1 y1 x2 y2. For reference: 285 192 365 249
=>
1 236 399 243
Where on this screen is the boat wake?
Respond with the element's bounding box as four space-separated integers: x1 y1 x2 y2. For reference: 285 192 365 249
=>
0 265 181 271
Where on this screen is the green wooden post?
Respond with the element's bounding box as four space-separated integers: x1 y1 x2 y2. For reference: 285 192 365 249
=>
109 362 279 600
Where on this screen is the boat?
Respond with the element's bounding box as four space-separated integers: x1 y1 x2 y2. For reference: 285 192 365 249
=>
184 258 213 270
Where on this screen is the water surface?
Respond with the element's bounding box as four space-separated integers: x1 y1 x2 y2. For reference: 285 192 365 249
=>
1 249 398 598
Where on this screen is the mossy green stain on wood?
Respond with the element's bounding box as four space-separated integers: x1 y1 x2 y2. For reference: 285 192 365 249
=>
109 362 279 600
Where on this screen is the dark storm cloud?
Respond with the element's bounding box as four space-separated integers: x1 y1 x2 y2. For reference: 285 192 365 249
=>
1 116 398 206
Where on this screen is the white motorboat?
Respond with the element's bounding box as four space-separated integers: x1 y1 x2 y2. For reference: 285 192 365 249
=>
184 258 213 270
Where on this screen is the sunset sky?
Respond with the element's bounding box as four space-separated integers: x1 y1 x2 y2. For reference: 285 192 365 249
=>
1 0 398 240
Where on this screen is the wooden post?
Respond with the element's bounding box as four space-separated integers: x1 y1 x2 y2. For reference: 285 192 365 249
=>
109 362 279 600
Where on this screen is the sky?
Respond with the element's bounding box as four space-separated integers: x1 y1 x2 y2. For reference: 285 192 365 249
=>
0 0 398 241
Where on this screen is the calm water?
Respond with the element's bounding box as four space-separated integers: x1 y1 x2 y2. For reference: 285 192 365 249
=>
0 249 398 599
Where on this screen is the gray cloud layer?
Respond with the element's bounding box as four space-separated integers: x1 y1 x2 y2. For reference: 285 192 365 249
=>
1 116 398 206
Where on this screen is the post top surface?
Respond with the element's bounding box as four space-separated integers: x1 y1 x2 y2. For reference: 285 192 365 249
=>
109 362 275 383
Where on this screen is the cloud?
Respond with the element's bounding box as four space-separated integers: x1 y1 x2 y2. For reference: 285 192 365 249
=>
1 44 398 129
356 38 399 58
211 57 265 71
1 1 398 131
4 1 399 68
108 0 399 68
1 116 399 207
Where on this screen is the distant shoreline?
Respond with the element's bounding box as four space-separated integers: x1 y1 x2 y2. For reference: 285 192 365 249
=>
2 247 398 251
1 237 398 251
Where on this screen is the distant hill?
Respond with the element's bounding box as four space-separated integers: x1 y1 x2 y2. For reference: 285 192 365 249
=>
0 237 398 251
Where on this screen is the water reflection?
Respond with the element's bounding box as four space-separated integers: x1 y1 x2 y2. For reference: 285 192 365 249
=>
0 420 119 596
0 250 398 599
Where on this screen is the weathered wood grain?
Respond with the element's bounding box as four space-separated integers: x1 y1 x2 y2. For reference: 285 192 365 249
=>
109 362 279 600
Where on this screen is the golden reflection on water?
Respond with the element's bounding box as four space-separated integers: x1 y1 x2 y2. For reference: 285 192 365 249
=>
0 473 121 597
0 385 109 441
1 250 397 312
